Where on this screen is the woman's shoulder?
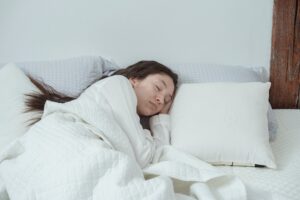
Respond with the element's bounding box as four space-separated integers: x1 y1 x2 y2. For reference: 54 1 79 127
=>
92 75 130 88
98 75 134 93
96 75 137 106
103 75 132 89
108 75 129 83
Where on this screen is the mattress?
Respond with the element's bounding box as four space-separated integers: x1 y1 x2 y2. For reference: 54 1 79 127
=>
218 109 300 200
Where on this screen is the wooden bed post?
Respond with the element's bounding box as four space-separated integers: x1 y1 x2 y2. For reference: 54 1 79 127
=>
270 0 300 108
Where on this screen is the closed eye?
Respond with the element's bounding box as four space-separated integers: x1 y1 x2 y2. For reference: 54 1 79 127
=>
155 85 161 91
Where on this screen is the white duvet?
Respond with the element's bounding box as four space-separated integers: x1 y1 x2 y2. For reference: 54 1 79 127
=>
0 76 246 200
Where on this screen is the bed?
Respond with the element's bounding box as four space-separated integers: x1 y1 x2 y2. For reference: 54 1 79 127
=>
0 56 299 200
217 109 300 200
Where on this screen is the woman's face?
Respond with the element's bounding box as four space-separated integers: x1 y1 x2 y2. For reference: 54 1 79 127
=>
130 73 175 116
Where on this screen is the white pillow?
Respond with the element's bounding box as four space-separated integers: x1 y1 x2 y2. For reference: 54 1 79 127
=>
165 63 277 141
170 82 276 168
0 63 40 153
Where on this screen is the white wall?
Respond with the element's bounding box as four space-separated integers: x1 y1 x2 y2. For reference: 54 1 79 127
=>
0 0 273 71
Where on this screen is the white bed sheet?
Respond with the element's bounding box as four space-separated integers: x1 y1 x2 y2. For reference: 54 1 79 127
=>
217 109 300 200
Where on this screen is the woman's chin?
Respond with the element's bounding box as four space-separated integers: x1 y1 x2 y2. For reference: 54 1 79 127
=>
139 108 155 117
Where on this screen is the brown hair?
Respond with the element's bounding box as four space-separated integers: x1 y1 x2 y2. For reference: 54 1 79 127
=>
25 60 178 124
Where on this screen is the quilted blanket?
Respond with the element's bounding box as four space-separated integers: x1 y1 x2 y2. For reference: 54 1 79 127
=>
0 76 246 200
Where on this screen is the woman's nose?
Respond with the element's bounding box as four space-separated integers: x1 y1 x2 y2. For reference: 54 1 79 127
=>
155 95 164 104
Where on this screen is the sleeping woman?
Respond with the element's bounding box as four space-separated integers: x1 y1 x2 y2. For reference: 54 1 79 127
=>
25 60 178 167
0 61 246 200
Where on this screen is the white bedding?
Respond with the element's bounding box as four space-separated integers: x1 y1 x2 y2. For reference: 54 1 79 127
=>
1 71 298 199
0 76 246 200
218 109 300 200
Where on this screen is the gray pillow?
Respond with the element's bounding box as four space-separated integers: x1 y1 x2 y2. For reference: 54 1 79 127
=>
166 63 277 141
0 56 118 97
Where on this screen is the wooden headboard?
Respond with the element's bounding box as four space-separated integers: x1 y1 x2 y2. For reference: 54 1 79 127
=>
270 0 300 108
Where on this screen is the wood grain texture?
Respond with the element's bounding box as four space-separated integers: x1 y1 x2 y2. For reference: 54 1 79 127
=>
270 0 300 108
